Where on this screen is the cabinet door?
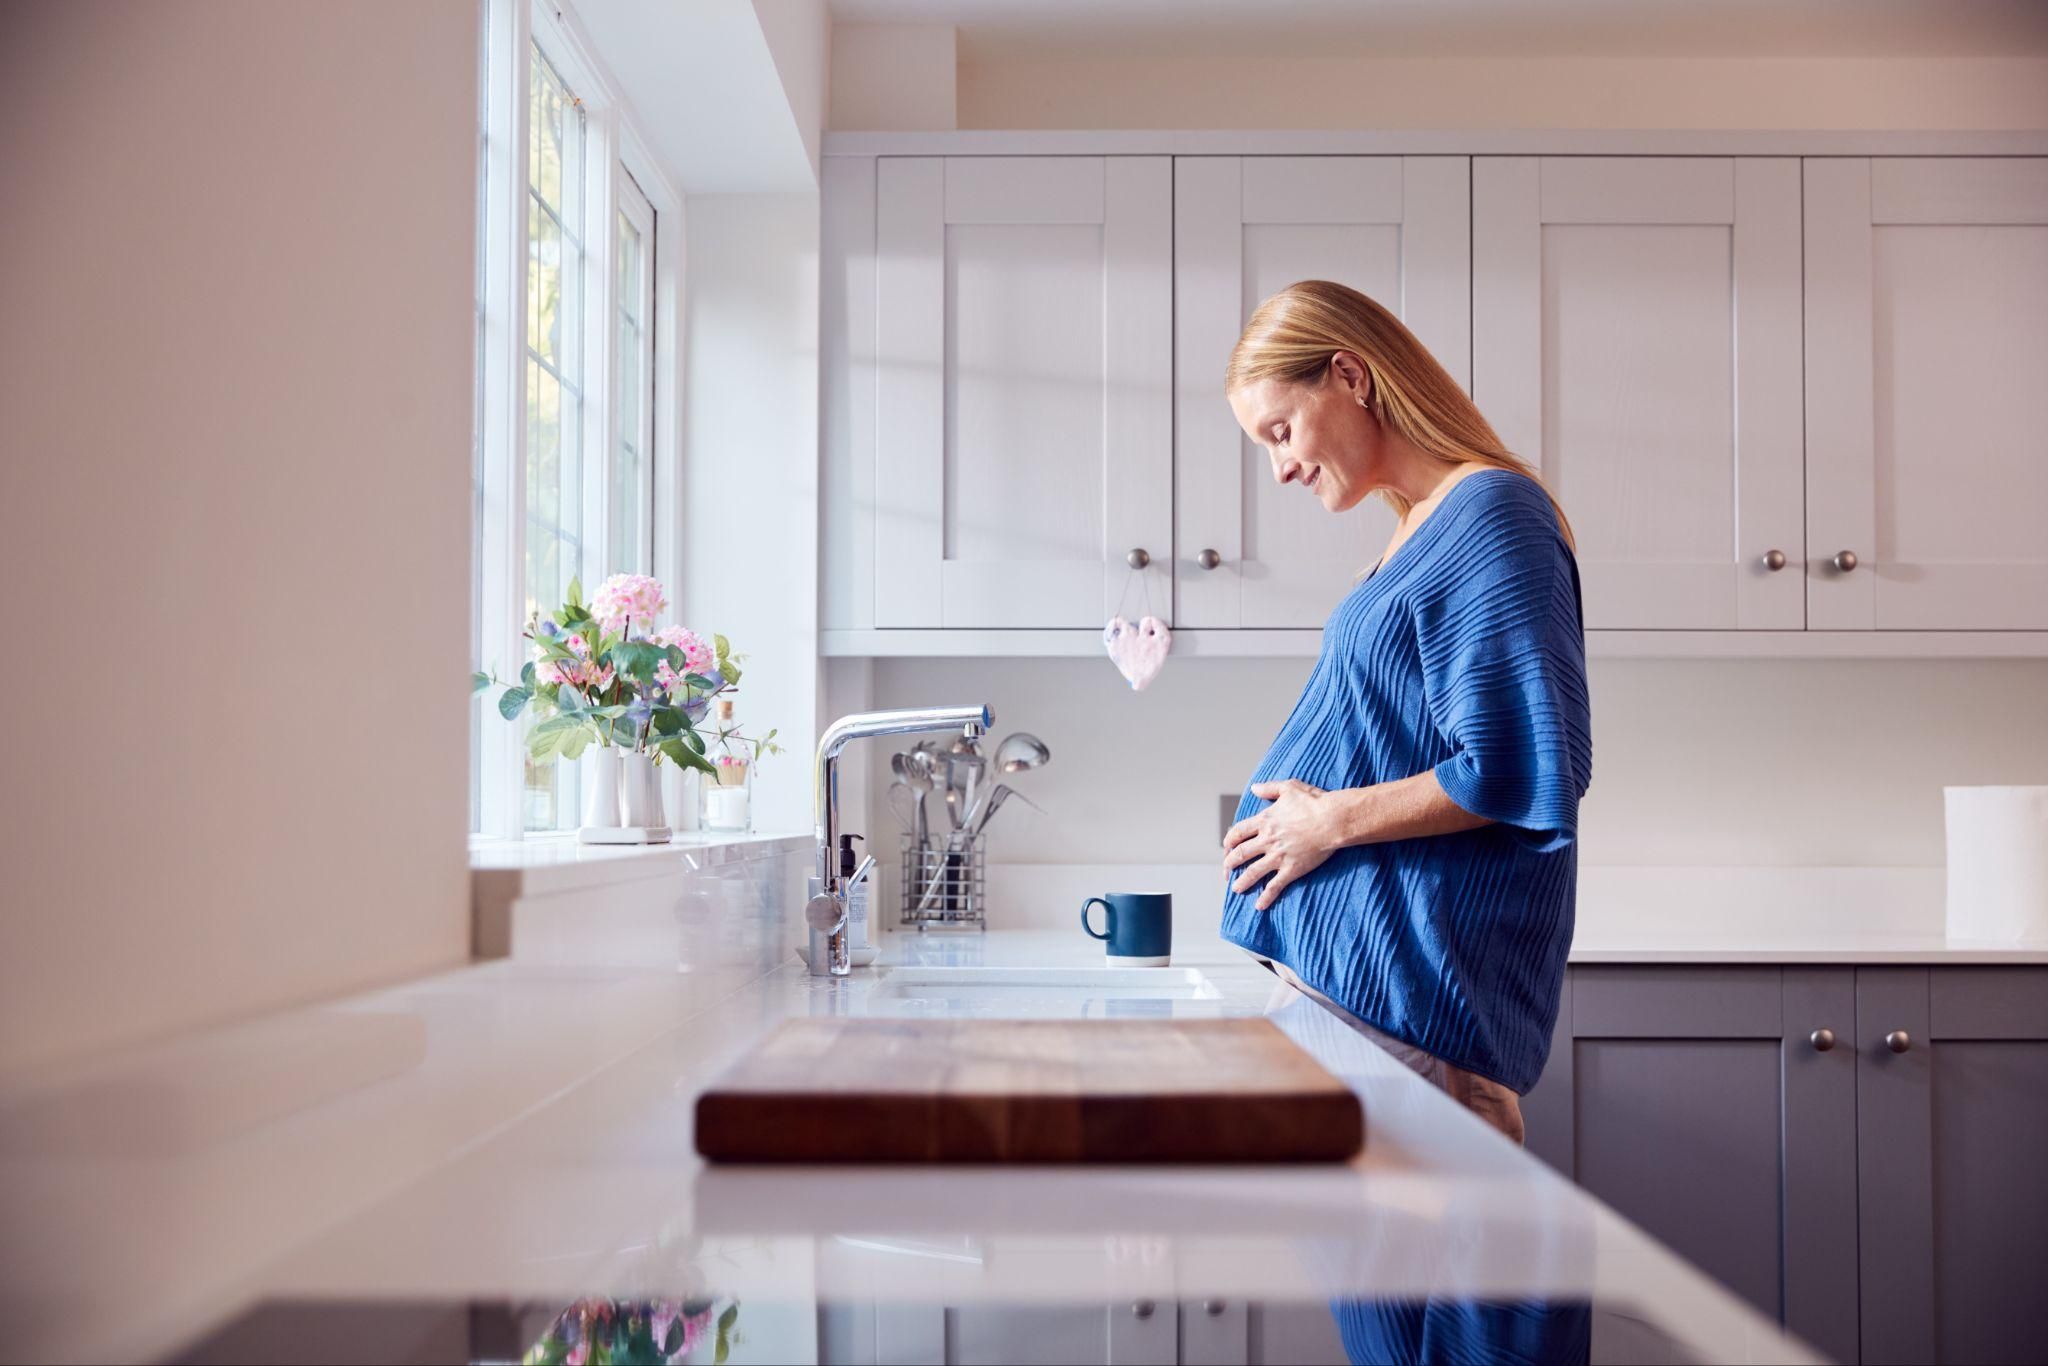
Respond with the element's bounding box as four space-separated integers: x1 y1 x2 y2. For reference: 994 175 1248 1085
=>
874 157 1172 628
1522 966 1859 1365
1473 158 1806 629
1805 158 2048 630
1174 157 1470 627
1857 967 2048 1365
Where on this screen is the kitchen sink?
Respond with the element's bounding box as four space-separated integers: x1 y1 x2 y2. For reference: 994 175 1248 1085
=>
867 965 1221 1001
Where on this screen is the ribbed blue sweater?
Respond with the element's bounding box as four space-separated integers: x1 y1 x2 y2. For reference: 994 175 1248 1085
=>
1220 469 1593 1094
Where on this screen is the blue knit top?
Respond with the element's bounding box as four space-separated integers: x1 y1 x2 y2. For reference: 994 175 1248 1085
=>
1220 468 1593 1094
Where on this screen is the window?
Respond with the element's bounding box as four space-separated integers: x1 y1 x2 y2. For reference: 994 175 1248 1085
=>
521 39 589 830
612 170 655 575
470 0 678 839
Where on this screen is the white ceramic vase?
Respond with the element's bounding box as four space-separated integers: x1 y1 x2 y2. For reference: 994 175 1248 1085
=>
582 744 624 829
621 748 663 829
661 762 694 832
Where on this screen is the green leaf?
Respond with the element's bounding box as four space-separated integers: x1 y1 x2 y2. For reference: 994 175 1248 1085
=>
717 1305 738 1335
610 641 662 684
527 714 597 762
520 661 536 689
496 686 532 721
651 706 685 737
556 685 588 714
471 671 491 694
715 1325 731 1366
660 738 716 776
682 672 714 691
591 704 629 718
713 633 731 664
566 576 584 609
663 1317 683 1356
559 727 594 762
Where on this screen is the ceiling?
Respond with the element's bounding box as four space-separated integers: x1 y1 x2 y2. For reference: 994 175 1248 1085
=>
826 0 2048 61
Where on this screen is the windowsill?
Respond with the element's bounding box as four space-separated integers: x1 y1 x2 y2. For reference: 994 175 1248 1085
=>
468 829 811 901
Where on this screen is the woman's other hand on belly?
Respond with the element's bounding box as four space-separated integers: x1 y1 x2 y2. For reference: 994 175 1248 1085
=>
1224 779 1343 910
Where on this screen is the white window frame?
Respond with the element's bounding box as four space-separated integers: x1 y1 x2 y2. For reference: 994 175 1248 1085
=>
474 0 685 840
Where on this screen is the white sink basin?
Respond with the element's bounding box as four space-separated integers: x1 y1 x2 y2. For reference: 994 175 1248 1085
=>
869 965 1220 1000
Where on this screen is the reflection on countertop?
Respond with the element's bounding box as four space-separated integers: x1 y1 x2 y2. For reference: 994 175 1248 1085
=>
7 904 1818 1364
189 933 1809 1364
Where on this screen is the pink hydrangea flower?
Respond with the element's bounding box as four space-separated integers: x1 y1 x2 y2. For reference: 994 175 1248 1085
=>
648 624 714 694
592 574 668 631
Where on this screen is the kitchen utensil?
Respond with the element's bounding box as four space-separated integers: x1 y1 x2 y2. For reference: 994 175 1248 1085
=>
900 746 938 853
993 732 1050 775
1080 892 1174 966
695 1017 1364 1163
966 782 1040 838
885 780 918 834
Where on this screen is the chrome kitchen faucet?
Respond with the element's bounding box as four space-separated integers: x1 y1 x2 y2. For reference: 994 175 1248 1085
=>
807 704 993 976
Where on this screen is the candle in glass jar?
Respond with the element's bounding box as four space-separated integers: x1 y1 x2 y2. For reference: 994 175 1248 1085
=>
704 782 750 831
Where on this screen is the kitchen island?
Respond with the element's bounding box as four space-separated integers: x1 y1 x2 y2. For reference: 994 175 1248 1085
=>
136 930 1812 1365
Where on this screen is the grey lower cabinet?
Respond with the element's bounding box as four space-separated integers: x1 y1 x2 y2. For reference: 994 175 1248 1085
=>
1521 963 2048 1365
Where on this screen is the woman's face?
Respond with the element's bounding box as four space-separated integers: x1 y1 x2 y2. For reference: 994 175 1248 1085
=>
1228 358 1375 514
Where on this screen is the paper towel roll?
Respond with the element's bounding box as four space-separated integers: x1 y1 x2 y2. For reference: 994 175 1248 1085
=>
1945 785 2048 942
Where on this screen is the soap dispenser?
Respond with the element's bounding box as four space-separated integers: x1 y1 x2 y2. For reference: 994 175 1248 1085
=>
838 833 871 951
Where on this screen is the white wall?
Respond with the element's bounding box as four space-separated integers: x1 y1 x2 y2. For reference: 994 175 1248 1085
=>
0 1 476 1074
823 43 2048 131
864 657 2048 873
830 23 958 131
678 195 822 838
955 54 2048 130
752 0 832 182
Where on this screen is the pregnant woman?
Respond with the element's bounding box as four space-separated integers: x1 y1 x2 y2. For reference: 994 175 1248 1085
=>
1219 280 1592 1145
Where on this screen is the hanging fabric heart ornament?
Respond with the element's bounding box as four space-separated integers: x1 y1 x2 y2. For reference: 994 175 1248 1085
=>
1103 615 1172 691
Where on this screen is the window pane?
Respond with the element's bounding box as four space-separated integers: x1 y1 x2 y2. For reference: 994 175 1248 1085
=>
610 197 651 576
617 210 642 323
523 37 588 832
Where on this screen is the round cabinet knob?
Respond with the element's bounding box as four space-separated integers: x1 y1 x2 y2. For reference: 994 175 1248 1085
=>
1127 548 1151 570
1810 1028 1836 1052
1761 549 1788 572
1131 1301 1155 1321
1204 1300 1227 1317
1197 548 1222 570
1886 1029 1912 1054
1833 549 1859 573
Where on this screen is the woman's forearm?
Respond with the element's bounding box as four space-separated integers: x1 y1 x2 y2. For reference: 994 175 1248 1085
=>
1329 770 1492 847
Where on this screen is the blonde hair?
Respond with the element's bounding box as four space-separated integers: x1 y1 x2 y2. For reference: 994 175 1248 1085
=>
1225 279 1576 551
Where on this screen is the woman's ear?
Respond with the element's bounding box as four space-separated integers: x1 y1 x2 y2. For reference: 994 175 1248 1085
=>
1328 350 1370 405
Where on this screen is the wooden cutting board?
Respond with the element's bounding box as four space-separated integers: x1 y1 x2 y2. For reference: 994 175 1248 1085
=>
694 1017 1363 1163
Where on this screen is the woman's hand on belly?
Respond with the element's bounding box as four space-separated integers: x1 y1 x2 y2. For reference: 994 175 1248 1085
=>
1224 779 1343 910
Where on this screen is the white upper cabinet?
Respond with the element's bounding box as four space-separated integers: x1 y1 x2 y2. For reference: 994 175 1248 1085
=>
1804 158 2048 630
1174 157 1472 628
1473 157 1807 630
872 157 1173 628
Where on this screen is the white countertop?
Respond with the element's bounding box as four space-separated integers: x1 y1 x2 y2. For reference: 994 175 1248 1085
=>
0 927 1825 1363
1568 866 2048 963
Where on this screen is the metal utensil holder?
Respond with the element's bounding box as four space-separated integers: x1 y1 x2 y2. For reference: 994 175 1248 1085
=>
899 832 987 931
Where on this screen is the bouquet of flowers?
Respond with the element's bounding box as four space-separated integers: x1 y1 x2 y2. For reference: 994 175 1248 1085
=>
473 574 781 775
521 1297 738 1366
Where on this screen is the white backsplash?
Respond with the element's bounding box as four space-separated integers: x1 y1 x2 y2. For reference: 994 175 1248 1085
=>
852 655 2048 871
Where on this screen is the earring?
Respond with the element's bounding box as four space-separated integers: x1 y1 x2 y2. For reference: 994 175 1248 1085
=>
1356 395 1368 408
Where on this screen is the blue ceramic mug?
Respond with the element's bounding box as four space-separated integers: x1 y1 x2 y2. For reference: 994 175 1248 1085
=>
1080 892 1173 966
